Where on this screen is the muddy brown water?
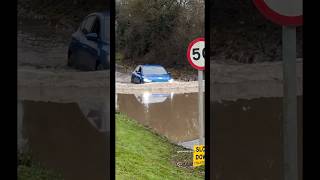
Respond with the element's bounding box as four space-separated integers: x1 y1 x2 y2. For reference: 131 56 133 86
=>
18 100 110 180
116 93 201 148
210 96 303 180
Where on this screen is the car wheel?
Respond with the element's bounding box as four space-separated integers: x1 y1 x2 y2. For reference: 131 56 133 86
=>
85 59 96 71
134 77 139 84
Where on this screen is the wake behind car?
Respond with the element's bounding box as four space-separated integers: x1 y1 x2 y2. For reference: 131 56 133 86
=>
68 11 110 71
131 65 174 84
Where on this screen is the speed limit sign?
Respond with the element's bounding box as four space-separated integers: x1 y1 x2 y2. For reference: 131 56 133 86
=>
253 0 302 26
187 37 205 70
187 37 205 146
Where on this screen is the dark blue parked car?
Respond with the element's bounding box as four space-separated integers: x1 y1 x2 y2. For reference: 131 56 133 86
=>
131 65 174 84
68 11 110 70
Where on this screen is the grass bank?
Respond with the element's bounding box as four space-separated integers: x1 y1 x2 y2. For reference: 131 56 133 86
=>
116 113 204 179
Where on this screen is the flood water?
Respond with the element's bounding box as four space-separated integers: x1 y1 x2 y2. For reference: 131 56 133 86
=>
17 99 110 180
18 80 302 180
210 96 303 180
117 92 303 180
116 93 201 148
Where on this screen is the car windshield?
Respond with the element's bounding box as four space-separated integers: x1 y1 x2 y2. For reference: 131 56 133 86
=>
143 66 167 75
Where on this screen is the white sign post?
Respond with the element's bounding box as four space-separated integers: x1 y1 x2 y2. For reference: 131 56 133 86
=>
187 37 205 145
253 1 302 180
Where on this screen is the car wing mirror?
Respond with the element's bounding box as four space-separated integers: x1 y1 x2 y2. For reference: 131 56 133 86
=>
86 33 98 41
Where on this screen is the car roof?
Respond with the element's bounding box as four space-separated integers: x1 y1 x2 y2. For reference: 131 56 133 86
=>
88 11 110 18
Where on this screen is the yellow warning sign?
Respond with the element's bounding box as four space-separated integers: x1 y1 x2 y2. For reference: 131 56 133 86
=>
193 145 205 167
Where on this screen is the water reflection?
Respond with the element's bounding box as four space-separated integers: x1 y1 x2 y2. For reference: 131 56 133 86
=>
117 92 200 146
210 96 303 180
134 92 174 106
18 86 110 180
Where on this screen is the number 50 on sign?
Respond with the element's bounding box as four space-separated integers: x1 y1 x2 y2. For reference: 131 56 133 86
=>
187 37 205 71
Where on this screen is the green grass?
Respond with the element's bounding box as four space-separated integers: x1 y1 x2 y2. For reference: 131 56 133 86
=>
18 152 63 180
116 113 204 180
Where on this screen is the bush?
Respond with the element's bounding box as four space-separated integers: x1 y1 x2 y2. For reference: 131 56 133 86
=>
116 0 204 68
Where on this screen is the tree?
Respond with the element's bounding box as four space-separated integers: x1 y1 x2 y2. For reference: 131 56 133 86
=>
116 0 204 67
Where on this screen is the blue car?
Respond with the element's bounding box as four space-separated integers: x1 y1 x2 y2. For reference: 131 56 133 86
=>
68 11 110 70
131 65 174 84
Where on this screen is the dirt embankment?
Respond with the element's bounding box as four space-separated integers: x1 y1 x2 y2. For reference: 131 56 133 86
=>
18 0 108 31
210 60 303 101
210 0 303 64
18 25 69 69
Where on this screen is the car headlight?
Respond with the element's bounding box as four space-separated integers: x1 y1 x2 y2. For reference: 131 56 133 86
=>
168 79 174 83
144 78 152 82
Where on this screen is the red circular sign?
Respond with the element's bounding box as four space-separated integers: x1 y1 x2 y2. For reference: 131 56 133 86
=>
187 37 205 70
253 0 303 26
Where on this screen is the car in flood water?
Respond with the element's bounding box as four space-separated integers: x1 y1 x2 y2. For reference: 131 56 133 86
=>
131 65 174 84
68 11 110 71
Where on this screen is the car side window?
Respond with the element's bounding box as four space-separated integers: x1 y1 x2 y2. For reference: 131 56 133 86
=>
82 15 96 34
90 17 100 37
80 19 86 32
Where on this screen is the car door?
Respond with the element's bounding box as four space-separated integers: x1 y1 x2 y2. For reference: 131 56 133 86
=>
68 18 87 66
132 66 142 83
136 66 143 83
77 15 99 70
